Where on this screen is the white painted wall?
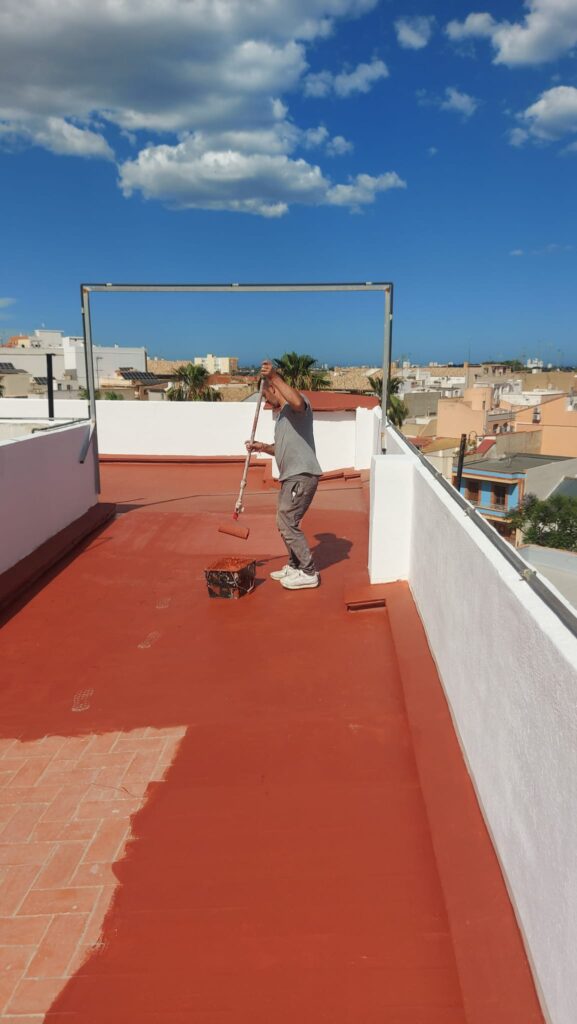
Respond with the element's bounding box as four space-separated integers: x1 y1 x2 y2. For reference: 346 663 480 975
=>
0 399 377 473
368 427 577 1024
368 454 413 582
0 423 98 574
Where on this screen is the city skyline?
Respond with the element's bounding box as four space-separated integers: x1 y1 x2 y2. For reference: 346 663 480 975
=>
1 0 576 364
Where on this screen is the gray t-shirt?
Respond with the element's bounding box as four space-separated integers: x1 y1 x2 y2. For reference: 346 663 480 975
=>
274 396 322 481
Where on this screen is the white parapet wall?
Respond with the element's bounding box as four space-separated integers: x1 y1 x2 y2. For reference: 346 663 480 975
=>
369 427 577 1024
0 399 377 472
0 423 98 575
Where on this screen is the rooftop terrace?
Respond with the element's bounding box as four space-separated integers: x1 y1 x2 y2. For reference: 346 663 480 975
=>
1 403 576 1024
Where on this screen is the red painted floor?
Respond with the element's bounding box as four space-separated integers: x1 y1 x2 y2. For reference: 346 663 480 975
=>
0 464 543 1023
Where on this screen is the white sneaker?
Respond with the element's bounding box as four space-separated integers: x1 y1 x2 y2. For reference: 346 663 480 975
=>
281 570 320 590
270 564 299 581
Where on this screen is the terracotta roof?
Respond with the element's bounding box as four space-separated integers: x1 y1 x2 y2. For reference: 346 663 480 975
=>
421 437 461 454
264 391 379 412
403 436 430 448
475 439 496 456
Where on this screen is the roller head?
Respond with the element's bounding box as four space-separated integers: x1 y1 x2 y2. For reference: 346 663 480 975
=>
218 522 250 540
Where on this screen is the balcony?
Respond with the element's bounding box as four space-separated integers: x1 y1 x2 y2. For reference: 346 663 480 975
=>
1 402 576 1024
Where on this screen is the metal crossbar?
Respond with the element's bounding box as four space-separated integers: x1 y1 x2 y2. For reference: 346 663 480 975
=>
79 280 395 486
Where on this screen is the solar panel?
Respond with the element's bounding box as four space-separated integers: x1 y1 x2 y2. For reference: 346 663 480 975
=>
120 371 159 382
0 362 16 371
33 377 48 385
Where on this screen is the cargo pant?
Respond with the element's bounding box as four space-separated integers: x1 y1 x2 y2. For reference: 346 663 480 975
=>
276 473 319 576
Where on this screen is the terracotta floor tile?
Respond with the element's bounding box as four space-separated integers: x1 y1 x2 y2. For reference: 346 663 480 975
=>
0 785 61 806
0 843 55 868
82 820 129 864
1 804 50 843
8 758 53 789
0 944 35 1013
5 976 64 1014
33 843 86 890
17 887 101 917
81 885 118 947
33 820 100 843
71 861 118 887
25 913 88 979
56 739 95 762
0 865 43 915
41 789 86 824
75 799 140 821
80 753 134 771
0 915 52 946
82 733 120 756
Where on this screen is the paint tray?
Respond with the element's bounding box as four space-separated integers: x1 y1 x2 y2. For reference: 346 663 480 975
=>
205 558 256 599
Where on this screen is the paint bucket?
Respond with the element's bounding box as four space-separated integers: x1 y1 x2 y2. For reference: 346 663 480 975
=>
204 557 257 599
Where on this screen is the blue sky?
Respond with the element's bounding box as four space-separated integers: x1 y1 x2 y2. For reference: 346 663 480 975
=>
1 0 576 366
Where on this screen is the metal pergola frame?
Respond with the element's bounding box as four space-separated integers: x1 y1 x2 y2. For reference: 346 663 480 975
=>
79 281 394 479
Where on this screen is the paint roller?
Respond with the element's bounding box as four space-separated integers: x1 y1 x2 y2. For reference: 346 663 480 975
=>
218 377 266 541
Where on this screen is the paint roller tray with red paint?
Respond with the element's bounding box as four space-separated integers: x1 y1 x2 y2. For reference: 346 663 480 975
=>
204 557 257 599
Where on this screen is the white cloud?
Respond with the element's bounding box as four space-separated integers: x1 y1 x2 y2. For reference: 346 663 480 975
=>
326 134 354 155
0 0 407 215
446 1 577 66
119 132 404 216
446 13 497 42
0 298 16 309
521 85 577 140
303 71 334 98
509 126 530 147
428 146 438 156
304 59 388 98
395 16 435 50
510 243 573 256
325 172 407 208
440 87 479 118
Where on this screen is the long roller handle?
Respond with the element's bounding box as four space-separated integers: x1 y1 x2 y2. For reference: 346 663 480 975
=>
234 377 265 519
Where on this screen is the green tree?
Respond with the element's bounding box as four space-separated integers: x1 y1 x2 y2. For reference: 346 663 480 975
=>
80 387 102 400
166 363 222 402
507 494 577 551
273 352 329 390
104 391 124 400
367 374 409 428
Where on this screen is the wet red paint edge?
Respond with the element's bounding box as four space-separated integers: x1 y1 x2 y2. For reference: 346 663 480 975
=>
0 502 116 614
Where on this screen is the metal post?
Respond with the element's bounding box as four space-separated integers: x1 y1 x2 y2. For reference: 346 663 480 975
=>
455 433 467 492
80 286 101 493
381 284 394 453
46 354 54 420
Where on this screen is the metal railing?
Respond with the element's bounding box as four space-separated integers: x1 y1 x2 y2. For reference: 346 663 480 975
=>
388 423 577 641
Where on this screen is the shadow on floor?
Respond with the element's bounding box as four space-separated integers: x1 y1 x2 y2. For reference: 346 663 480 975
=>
312 532 353 570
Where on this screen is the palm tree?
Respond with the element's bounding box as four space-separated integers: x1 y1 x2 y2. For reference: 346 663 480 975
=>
368 374 409 428
274 352 329 390
166 362 222 402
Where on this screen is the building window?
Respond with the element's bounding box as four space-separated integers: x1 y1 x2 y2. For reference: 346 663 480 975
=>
492 484 507 510
466 480 480 504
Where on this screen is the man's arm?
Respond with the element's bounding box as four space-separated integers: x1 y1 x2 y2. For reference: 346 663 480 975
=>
261 360 305 412
246 440 274 455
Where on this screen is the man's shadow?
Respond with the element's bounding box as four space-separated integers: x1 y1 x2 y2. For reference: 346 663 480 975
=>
312 532 353 570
